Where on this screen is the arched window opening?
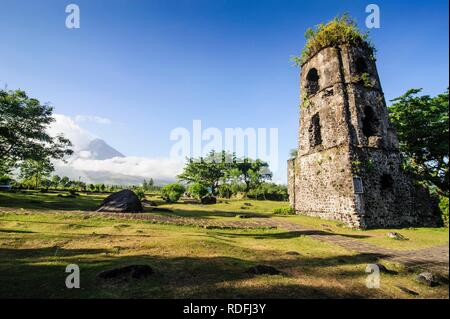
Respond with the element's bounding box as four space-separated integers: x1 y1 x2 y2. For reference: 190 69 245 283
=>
362 105 379 138
309 113 322 147
305 68 320 95
381 173 393 190
355 57 368 74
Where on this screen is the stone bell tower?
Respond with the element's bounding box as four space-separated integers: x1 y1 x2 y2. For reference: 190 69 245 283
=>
287 43 442 228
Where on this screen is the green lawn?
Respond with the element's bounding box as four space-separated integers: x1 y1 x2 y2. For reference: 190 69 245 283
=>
0 190 448 299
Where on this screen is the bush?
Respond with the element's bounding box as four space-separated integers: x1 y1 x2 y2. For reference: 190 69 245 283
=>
161 183 185 203
247 183 288 201
218 184 233 199
135 188 145 201
187 182 209 200
273 207 295 215
292 14 375 66
439 196 449 226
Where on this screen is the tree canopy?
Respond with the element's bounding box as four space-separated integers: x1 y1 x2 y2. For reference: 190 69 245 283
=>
0 90 73 170
389 88 449 197
177 150 273 196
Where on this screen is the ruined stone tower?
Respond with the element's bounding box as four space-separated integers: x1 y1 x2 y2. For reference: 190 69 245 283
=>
287 43 442 228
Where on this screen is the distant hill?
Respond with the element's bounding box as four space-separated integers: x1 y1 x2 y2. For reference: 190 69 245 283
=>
80 138 125 160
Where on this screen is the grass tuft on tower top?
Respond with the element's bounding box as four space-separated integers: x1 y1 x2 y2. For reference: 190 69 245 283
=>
292 14 376 66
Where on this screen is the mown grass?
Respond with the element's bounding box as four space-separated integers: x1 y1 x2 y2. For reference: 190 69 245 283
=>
0 210 448 299
1 190 448 251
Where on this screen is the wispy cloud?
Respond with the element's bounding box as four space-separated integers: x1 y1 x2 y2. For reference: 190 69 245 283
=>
75 115 112 125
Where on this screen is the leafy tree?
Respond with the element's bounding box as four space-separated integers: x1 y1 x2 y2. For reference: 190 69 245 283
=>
178 151 231 195
19 159 54 189
161 183 185 203
235 158 272 193
0 90 73 168
51 175 61 188
60 176 70 188
389 88 449 197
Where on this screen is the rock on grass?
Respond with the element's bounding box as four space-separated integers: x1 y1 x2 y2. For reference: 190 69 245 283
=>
245 264 284 276
98 265 153 280
415 272 441 287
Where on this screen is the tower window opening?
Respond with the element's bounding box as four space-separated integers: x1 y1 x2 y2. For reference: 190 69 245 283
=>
309 113 322 147
355 57 368 74
381 173 393 190
362 105 379 137
305 68 319 95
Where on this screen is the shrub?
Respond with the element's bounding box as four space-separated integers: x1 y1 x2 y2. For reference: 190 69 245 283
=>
187 182 209 200
135 188 145 201
292 14 375 66
218 184 233 199
247 183 289 201
439 196 449 226
273 207 295 215
161 183 185 203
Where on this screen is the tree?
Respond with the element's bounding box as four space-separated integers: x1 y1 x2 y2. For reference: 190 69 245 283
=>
51 175 61 189
142 179 148 191
389 88 449 197
235 158 272 193
60 176 70 189
19 159 54 189
177 151 231 195
0 90 73 169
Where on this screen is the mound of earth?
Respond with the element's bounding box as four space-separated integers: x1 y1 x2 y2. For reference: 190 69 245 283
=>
96 189 143 213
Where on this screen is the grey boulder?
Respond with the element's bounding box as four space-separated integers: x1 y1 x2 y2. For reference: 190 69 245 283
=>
96 189 143 213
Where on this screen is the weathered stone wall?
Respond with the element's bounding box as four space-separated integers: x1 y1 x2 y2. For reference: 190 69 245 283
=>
350 147 441 228
293 144 362 228
287 43 443 229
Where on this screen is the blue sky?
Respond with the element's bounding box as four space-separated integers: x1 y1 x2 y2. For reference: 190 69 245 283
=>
1 0 448 184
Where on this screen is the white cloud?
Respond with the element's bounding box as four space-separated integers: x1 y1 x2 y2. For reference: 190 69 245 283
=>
49 113 183 184
64 156 183 183
48 114 95 151
75 115 112 125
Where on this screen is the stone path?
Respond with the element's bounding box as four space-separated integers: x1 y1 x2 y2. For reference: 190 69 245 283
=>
258 219 449 274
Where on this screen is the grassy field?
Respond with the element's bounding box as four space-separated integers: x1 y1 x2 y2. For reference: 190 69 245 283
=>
0 190 448 298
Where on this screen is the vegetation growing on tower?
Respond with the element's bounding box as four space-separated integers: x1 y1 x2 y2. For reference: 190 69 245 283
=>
292 14 376 66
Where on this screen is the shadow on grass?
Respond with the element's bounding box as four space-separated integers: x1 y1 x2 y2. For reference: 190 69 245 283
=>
145 206 271 219
0 191 102 211
0 246 390 298
214 230 371 240
0 229 36 234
